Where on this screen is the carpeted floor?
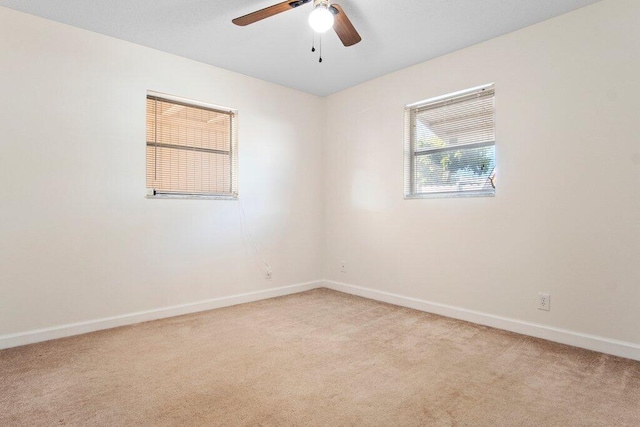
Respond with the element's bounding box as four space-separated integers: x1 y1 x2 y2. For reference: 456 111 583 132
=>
1 289 639 426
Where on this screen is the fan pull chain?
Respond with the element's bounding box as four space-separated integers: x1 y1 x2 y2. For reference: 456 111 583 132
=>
310 32 324 63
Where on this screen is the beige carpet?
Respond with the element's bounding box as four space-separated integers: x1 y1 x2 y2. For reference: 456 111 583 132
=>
1 289 639 426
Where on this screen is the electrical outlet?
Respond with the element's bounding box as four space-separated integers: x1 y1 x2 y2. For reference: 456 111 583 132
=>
538 293 550 311
340 261 346 273
266 269 272 280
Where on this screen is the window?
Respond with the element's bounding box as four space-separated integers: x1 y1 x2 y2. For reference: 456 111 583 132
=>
146 92 238 199
404 84 496 198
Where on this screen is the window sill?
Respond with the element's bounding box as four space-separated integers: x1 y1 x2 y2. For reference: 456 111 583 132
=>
404 190 495 200
146 193 238 201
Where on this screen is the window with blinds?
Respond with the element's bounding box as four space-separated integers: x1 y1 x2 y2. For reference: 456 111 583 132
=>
146 92 238 198
404 84 496 198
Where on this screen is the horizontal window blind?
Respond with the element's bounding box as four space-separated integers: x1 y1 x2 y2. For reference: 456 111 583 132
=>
404 84 496 198
146 94 238 197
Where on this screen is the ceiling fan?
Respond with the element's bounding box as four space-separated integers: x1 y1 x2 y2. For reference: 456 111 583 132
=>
232 0 361 47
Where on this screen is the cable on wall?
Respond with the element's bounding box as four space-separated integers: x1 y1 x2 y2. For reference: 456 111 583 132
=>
236 198 272 278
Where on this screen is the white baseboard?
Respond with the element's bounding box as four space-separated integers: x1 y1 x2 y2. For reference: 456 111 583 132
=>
0 280 322 350
323 280 640 362
5 279 639 362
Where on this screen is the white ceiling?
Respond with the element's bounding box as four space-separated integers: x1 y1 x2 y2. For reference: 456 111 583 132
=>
0 0 601 96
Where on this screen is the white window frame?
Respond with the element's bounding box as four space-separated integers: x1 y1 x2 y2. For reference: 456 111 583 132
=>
146 91 238 200
404 83 496 199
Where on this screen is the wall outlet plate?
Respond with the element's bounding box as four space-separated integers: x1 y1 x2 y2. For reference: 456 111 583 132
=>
340 261 346 273
266 269 272 280
538 293 550 311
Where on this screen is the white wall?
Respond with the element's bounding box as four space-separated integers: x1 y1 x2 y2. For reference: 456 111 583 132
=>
324 0 640 345
2 0 639 354
0 7 324 337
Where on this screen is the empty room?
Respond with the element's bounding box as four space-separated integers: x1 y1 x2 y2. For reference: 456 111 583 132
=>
1 0 639 425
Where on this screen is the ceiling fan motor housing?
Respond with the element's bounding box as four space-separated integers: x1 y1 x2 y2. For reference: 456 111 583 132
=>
288 0 312 8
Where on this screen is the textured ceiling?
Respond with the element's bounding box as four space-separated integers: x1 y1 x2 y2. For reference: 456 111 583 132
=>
0 0 601 96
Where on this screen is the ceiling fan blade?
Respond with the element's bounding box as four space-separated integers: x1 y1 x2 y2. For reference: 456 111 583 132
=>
330 4 361 47
232 0 312 26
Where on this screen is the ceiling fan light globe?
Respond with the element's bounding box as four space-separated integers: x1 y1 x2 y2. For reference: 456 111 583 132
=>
308 6 334 33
